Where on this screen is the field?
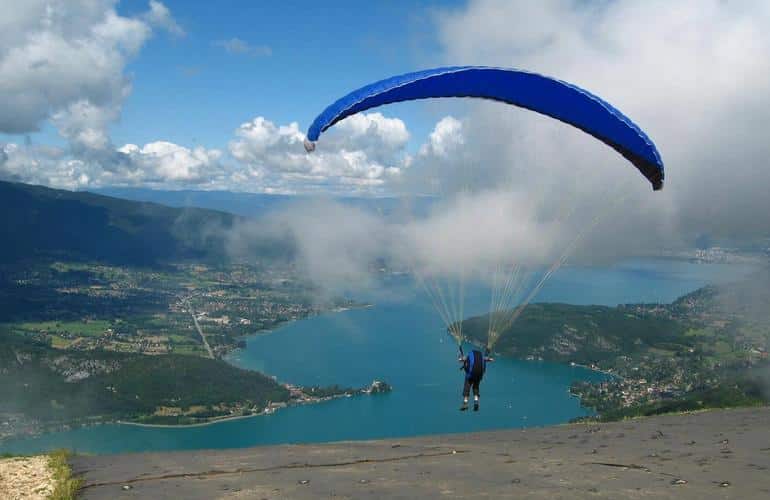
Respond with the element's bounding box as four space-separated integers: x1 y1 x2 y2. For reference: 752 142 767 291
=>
13 320 111 338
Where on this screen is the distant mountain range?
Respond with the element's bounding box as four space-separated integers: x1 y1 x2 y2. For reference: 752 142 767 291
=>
93 187 297 218
0 181 238 266
93 187 436 219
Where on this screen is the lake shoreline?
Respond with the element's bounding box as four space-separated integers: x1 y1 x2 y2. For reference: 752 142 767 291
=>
0 304 377 444
116 391 359 429
116 412 260 428
462 335 615 381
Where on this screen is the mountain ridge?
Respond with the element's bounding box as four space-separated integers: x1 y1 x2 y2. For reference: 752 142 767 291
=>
0 181 239 266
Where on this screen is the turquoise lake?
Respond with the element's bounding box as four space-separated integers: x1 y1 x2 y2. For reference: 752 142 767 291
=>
0 259 753 455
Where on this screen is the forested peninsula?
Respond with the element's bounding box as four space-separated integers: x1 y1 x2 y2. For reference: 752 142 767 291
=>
461 277 770 420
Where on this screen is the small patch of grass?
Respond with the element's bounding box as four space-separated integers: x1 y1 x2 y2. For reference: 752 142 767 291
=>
172 344 207 356
48 449 82 500
50 335 73 349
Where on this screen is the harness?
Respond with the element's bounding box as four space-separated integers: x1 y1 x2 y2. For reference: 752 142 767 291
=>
465 350 486 380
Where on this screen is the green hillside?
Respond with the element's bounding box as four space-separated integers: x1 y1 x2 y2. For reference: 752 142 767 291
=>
460 278 770 420
0 181 238 266
0 328 290 426
461 303 689 363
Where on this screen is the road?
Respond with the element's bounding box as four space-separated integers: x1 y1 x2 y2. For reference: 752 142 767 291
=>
189 309 214 359
71 406 770 499
181 294 213 359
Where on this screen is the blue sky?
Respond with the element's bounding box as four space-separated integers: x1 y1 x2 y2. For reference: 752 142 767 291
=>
111 0 459 149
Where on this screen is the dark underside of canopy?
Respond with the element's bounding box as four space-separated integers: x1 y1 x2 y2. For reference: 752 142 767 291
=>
618 146 664 191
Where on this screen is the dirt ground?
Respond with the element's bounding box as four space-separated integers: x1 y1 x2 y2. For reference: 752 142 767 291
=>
66 406 770 499
0 455 55 500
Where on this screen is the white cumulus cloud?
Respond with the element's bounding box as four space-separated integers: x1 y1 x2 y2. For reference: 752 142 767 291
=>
228 114 411 193
0 1 180 139
0 1 198 190
117 141 223 184
419 116 464 158
144 0 185 37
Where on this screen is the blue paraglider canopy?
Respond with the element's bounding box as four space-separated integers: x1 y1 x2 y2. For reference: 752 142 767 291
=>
305 66 664 190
